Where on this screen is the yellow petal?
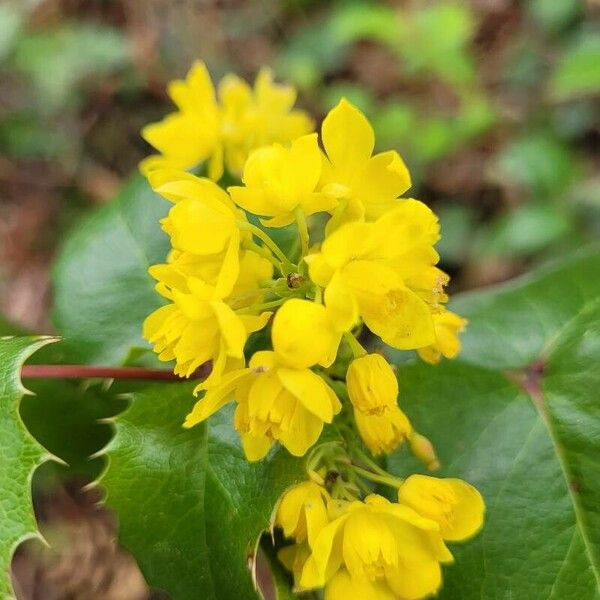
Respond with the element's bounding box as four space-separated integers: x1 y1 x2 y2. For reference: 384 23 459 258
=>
286 133 322 196
322 99 374 178
324 270 359 333
385 559 442 600
239 311 272 334
241 431 273 461
300 514 349 588
168 60 216 112
353 150 412 220
272 299 338 369
142 113 212 168
279 405 324 457
359 285 436 350
325 570 395 600
398 475 485 542
210 300 246 358
277 368 338 423
183 368 250 427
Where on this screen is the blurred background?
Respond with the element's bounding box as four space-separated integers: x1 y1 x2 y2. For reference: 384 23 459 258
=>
2 0 599 335
1 0 599 597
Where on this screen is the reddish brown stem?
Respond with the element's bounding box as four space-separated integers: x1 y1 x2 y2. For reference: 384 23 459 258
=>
21 364 209 381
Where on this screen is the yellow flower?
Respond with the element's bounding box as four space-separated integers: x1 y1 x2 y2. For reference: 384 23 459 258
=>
229 134 336 227
354 405 412 455
150 169 244 296
141 62 221 177
184 351 341 461
346 353 398 415
150 248 272 311
318 98 412 227
275 481 331 547
398 475 485 542
300 494 452 600
306 200 444 350
271 299 342 370
143 276 270 384
417 308 468 364
141 61 313 180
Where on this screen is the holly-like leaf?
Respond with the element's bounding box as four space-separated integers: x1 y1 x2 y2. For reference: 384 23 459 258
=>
52 175 169 365
389 248 600 599
0 336 56 597
101 382 307 600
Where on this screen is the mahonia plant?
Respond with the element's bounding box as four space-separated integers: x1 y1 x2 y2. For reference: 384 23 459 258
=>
141 61 483 600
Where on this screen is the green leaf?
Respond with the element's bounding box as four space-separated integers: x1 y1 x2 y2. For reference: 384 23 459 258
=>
12 22 128 111
451 246 600 369
528 0 581 32
0 336 56 597
390 359 600 599
395 3 476 86
479 203 572 258
0 4 23 61
52 175 170 365
102 383 307 599
490 133 577 199
21 379 124 478
543 298 600 571
549 34 600 101
388 250 600 598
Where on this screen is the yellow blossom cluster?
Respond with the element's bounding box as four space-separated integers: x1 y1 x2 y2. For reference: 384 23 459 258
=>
141 61 313 180
142 62 482 598
275 477 484 600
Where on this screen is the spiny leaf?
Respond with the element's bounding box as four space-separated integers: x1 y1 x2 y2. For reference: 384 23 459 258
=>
101 383 307 600
0 336 57 598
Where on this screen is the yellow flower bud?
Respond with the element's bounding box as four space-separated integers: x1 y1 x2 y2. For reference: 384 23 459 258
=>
398 475 485 542
346 354 398 415
354 405 412 455
409 431 440 471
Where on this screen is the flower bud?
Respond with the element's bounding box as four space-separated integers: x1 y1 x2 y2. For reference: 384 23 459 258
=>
346 353 398 415
354 405 412 455
409 431 440 471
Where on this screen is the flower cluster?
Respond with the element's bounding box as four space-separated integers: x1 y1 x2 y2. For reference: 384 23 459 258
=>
142 63 481 598
275 475 484 600
141 61 313 181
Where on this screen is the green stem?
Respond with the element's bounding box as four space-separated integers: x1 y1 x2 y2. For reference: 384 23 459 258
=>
238 221 294 273
314 285 323 304
235 298 287 315
351 465 404 489
242 239 282 272
294 206 309 257
354 448 391 478
343 331 367 358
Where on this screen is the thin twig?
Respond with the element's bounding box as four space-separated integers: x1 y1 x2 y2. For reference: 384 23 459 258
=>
21 364 210 381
